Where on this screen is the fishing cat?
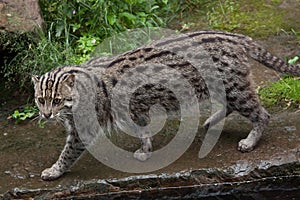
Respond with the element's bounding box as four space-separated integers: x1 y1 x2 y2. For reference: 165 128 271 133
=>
32 30 300 180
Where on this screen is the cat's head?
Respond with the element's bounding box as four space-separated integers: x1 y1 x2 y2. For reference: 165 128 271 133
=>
32 71 75 120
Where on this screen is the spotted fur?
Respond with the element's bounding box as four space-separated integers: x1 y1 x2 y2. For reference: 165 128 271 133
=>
32 30 300 180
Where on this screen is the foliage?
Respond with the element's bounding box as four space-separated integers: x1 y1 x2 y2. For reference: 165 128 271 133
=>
38 0 169 60
206 0 241 31
2 0 174 90
12 106 38 124
1 31 79 89
205 0 286 37
259 76 300 108
258 57 300 108
288 56 299 65
1 32 35 89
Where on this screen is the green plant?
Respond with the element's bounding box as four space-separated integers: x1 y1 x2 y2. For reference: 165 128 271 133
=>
2 0 181 91
259 57 300 108
1 32 35 89
259 76 300 108
1 30 80 89
39 0 169 57
206 0 241 31
12 106 38 124
76 35 100 62
205 0 286 37
291 29 300 44
11 105 46 127
288 56 299 65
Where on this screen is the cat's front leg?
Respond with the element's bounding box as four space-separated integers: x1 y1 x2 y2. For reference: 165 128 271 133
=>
41 132 85 180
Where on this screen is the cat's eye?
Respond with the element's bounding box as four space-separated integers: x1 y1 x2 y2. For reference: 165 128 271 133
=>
53 98 61 105
38 97 45 104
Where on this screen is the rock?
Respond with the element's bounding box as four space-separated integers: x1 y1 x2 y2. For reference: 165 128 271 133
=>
4 170 11 175
284 126 297 132
16 175 25 179
29 174 35 178
0 0 43 32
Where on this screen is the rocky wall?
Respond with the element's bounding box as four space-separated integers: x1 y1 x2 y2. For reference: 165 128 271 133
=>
0 0 43 33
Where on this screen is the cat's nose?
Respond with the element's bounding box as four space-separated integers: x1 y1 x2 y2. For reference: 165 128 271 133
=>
43 113 52 119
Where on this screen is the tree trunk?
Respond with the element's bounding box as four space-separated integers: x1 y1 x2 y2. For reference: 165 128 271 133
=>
0 0 43 32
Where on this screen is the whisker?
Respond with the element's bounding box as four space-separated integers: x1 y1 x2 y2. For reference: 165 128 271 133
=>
55 116 66 126
62 112 73 115
38 118 48 126
30 115 40 122
57 120 65 127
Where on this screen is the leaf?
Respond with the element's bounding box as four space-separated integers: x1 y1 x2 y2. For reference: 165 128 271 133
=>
55 21 65 37
125 0 134 5
107 14 117 25
288 56 299 65
71 23 81 33
137 12 147 17
150 5 160 12
120 12 137 21
12 110 19 118
26 112 35 118
20 116 27 121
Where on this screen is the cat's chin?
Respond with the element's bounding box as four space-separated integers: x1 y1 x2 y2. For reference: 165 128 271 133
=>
40 116 57 122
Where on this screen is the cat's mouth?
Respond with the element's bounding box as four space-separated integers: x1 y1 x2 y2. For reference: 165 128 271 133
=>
40 112 59 121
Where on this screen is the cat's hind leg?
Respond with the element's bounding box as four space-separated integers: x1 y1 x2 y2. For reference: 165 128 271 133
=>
238 105 270 152
234 91 270 152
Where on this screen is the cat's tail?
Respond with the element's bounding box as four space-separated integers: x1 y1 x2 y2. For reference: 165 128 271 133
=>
246 40 300 76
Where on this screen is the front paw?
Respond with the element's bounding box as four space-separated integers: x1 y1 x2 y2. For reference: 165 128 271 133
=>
41 167 63 181
238 138 255 152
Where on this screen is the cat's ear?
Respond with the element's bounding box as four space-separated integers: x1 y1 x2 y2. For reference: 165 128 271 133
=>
62 74 75 88
31 75 40 85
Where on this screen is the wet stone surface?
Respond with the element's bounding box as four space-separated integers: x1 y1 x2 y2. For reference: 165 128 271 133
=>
1 34 300 198
1 105 300 198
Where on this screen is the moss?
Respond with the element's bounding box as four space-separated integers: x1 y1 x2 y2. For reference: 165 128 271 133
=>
205 0 288 38
178 0 300 38
258 76 300 108
239 0 287 37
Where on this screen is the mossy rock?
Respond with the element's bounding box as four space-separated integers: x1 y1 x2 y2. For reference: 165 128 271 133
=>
182 0 300 38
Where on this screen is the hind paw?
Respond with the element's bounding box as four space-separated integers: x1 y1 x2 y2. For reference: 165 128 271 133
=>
41 166 63 181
